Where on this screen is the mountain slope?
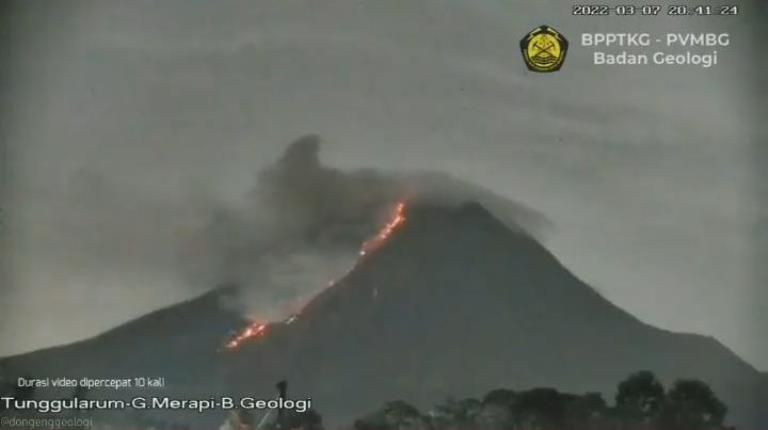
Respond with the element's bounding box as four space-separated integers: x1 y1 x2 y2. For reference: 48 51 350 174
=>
222 202 765 428
0 286 244 396
1 202 764 428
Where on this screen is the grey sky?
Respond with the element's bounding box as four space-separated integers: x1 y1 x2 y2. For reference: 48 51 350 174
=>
1 1 765 370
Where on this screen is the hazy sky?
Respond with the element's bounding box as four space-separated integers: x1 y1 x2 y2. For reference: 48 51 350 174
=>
1 1 765 370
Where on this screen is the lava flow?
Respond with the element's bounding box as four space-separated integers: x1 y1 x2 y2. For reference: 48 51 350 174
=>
360 201 407 256
224 201 407 351
224 321 268 350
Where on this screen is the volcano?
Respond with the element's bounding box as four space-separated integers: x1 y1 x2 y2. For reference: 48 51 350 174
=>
1 202 765 428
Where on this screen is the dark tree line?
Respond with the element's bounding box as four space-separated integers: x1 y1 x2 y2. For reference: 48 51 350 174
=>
354 371 729 430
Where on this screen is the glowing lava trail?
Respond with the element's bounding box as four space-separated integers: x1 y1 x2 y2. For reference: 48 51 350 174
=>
225 321 267 350
360 201 407 256
224 201 407 351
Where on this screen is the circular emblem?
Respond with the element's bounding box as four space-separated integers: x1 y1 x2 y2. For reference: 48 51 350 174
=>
520 25 569 73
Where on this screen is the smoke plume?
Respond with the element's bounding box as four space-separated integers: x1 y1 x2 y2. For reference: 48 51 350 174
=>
178 134 551 320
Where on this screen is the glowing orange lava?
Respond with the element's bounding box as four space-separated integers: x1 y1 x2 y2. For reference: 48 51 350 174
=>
224 201 407 352
225 321 268 350
360 201 407 256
